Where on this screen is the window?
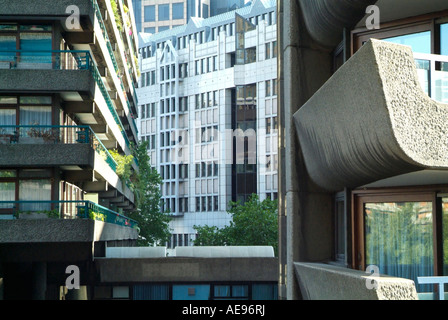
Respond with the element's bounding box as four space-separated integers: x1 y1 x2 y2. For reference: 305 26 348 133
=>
158 26 169 32
144 5 155 22
144 27 155 34
354 191 438 295
172 2 184 20
0 24 52 66
265 43 271 60
383 31 431 54
265 80 271 97
158 4 170 21
441 23 448 56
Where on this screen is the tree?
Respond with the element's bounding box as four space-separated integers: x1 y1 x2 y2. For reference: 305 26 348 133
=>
128 140 171 246
194 194 278 255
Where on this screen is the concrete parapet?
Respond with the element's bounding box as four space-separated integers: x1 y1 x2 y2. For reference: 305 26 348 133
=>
294 262 418 300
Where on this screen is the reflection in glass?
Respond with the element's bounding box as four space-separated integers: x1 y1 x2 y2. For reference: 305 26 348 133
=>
441 23 448 56
365 201 433 293
383 31 431 54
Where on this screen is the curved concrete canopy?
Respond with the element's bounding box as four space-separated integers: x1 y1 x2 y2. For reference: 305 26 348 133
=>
293 39 448 192
298 0 378 47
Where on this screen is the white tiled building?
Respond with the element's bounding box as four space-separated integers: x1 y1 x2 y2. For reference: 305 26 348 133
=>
136 0 277 250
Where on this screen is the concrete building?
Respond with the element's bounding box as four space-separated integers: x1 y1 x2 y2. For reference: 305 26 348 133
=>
132 0 211 34
136 0 277 252
279 0 448 299
0 0 140 299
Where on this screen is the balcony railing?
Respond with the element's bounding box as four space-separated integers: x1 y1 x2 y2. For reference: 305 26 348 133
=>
0 49 135 152
0 50 90 70
0 125 117 172
414 53 448 103
0 200 138 228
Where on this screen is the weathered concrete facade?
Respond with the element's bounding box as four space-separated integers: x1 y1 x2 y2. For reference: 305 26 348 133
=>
279 0 448 300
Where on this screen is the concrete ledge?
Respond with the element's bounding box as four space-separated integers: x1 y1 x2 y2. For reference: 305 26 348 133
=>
0 144 94 167
294 262 418 300
293 40 448 191
0 219 137 243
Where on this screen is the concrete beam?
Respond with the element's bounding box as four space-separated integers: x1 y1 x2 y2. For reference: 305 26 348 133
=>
63 170 93 183
63 101 94 114
64 31 94 45
82 181 107 192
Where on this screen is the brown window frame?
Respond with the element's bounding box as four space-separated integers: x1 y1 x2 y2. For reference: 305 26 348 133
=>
351 10 448 55
351 187 445 280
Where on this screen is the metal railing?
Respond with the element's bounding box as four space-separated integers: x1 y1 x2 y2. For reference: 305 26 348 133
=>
0 200 137 228
414 53 448 103
0 50 90 70
0 49 135 153
0 125 117 172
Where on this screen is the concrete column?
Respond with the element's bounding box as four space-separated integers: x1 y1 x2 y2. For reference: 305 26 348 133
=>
31 262 47 300
278 0 334 300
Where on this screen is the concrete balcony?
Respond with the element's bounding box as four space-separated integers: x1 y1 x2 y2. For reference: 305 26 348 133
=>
0 50 134 156
293 39 448 192
0 125 135 209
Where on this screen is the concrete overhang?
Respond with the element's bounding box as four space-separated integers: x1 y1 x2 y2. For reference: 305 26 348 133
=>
0 144 94 167
297 0 378 47
0 219 137 244
0 69 92 93
0 0 94 29
293 40 448 192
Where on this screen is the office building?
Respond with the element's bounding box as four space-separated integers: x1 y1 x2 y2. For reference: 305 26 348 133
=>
0 0 140 299
279 0 448 300
132 0 211 34
136 0 277 251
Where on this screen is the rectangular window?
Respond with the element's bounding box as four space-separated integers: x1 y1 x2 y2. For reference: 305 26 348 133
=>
442 23 448 56
365 201 433 292
172 2 184 20
158 4 170 21
19 179 52 212
383 31 431 54
144 5 155 22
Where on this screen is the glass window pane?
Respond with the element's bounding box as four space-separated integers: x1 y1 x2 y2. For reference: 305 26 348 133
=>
214 285 230 297
441 23 448 56
172 3 184 20
383 31 431 54
0 182 15 209
19 179 51 212
0 109 16 126
19 106 51 126
20 96 51 104
144 5 155 22
365 201 433 293
158 4 170 21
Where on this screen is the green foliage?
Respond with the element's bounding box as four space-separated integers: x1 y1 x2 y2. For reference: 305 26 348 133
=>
128 140 172 246
194 194 279 255
109 149 134 182
110 0 123 32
